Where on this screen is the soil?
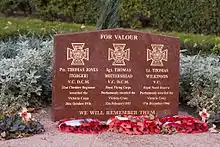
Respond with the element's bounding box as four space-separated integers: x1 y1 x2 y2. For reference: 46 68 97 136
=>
0 107 220 147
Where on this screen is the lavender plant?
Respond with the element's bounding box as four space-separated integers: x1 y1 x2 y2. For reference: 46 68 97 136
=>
180 53 220 117
0 36 53 113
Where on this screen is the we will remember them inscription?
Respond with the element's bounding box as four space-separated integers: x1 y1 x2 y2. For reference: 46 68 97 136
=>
52 29 180 121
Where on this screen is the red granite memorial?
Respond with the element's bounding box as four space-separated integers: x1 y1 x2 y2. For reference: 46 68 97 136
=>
52 28 180 121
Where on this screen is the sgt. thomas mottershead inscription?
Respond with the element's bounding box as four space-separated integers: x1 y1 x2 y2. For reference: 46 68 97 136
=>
52 29 180 121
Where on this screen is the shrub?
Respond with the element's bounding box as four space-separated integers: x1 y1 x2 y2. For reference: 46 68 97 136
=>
180 53 220 117
0 0 35 16
120 0 150 28
0 0 219 35
0 36 53 113
35 0 101 24
120 0 219 35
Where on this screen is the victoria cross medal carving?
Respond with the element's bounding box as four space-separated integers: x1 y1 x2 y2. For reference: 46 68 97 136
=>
108 43 130 66
147 44 168 66
67 43 89 65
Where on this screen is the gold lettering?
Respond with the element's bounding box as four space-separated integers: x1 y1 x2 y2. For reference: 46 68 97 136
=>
105 86 113 89
100 34 112 40
72 102 86 105
81 86 95 90
106 110 138 115
152 86 159 90
61 85 68 89
149 102 170 106
139 110 156 115
152 68 169 73
68 97 89 100
69 91 83 95
114 68 132 72
159 86 170 90
68 80 76 84
140 91 157 95
114 35 138 40
101 91 135 95
68 86 81 89
68 68 84 72
101 91 119 95
105 101 131 106
105 74 133 78
76 80 89 84
146 74 168 79
69 74 88 78
116 80 129 84
65 102 72 106
108 96 128 100
79 111 88 115
112 85 131 90
157 91 174 95
85 68 98 72
65 102 89 106
89 111 104 115
143 86 151 90
100 34 138 40
140 91 174 95
146 96 158 100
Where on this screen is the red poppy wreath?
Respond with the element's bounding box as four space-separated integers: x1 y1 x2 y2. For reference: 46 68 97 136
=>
58 118 108 134
57 114 209 135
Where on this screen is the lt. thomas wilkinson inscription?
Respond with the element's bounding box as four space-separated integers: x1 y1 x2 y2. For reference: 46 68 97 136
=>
52 29 180 121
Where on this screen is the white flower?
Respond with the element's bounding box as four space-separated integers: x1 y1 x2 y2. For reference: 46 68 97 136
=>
209 124 219 133
7 21 12 25
81 24 86 29
199 108 210 122
116 116 129 121
106 116 116 125
18 107 32 122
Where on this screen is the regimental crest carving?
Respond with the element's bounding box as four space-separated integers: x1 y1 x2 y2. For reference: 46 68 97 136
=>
147 44 168 66
108 43 130 66
67 43 89 65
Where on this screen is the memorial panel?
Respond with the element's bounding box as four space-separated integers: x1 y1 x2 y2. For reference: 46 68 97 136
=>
52 29 180 121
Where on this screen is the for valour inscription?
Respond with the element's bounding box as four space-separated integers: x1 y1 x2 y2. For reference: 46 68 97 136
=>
52 29 180 121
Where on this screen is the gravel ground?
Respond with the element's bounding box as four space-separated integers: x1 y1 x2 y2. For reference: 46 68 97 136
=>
0 108 220 147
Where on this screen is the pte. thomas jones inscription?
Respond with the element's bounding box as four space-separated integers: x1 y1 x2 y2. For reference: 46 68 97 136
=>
52 28 180 121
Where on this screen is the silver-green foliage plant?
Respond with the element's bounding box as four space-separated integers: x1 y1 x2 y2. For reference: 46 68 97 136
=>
180 53 220 116
0 36 53 113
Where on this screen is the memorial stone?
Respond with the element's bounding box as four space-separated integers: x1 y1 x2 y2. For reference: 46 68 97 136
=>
52 29 180 121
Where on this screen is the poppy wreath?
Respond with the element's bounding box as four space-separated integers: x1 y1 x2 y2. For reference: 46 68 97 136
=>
108 115 209 135
57 115 209 135
58 118 108 134
160 115 209 134
107 115 162 135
